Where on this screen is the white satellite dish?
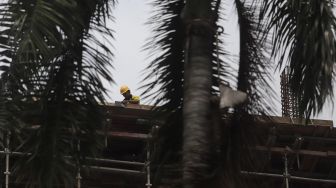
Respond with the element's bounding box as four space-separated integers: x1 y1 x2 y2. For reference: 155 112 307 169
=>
219 85 247 109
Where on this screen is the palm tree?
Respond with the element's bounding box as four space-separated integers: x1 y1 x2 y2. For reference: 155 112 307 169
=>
0 0 115 187
145 0 336 188
1 0 336 188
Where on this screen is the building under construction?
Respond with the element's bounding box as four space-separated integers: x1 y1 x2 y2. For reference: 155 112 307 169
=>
0 68 335 188
0 103 334 188
100 104 335 188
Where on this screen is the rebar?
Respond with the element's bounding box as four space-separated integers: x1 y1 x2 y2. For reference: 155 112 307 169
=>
280 66 299 118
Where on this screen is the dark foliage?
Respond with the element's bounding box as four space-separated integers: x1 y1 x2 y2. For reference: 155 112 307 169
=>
261 0 336 118
0 0 115 187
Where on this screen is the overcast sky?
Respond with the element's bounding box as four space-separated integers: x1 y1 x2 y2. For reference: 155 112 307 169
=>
0 0 333 122
108 0 335 124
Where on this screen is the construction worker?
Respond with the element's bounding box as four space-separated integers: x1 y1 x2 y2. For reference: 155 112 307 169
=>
120 85 140 104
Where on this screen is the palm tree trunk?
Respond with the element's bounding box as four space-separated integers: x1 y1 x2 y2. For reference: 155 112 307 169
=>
181 1 214 187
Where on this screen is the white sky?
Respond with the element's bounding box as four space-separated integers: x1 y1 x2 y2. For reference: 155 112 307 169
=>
0 0 333 122
1 0 331 123
109 0 336 124
106 0 151 102
108 0 335 124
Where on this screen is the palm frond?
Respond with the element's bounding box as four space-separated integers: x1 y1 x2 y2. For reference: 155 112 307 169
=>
142 0 185 109
236 0 276 115
0 0 115 187
208 1 277 187
0 81 25 149
142 1 185 186
261 0 336 118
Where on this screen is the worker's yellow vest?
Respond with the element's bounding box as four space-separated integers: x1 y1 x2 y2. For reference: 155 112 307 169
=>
130 95 140 104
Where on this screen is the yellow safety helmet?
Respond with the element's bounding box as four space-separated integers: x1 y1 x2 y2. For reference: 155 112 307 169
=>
120 85 130 95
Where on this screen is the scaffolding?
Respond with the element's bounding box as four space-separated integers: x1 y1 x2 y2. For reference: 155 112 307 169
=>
0 103 334 187
0 133 153 188
241 153 336 185
245 115 336 188
0 104 155 188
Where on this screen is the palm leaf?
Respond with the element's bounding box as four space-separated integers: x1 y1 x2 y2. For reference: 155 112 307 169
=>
0 0 115 187
261 0 336 118
236 0 276 115
142 1 185 186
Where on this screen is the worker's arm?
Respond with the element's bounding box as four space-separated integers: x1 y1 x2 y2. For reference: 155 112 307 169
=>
129 95 140 104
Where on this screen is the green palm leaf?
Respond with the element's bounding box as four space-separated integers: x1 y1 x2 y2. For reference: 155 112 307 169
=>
0 0 115 187
142 1 185 186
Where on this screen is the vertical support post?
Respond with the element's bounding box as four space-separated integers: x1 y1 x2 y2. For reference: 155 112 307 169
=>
296 154 300 169
104 119 110 148
145 135 152 188
76 140 81 188
4 131 10 188
283 153 289 188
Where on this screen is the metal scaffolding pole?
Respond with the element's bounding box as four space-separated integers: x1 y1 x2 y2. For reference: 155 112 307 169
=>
0 151 30 156
87 166 144 176
145 137 152 188
76 141 81 188
86 157 144 166
283 153 289 188
0 150 145 166
4 131 10 188
241 171 336 184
